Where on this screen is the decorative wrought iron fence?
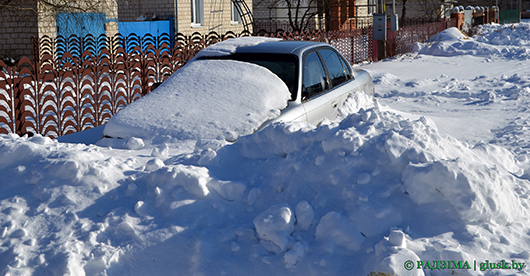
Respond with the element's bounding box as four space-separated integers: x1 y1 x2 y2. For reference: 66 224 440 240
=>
400 17 444 27
1 31 251 138
1 23 443 139
255 27 374 65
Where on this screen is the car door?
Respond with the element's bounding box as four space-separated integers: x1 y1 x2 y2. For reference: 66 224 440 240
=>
318 48 360 116
301 51 333 125
302 48 359 125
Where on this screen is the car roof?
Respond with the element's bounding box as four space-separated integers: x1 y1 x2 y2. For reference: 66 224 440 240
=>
231 40 331 56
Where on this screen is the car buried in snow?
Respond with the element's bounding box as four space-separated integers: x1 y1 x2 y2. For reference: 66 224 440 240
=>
102 37 374 142
195 38 375 128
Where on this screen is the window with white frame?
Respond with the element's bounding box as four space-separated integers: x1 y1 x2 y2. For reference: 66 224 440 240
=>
191 0 203 26
231 0 242 24
368 0 376 14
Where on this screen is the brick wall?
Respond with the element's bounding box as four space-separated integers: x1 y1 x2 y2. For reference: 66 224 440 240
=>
0 0 38 61
177 0 251 35
0 0 250 62
37 0 120 39
115 0 251 36
116 0 177 22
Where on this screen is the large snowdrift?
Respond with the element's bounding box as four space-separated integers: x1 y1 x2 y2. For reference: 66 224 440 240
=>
2 22 530 276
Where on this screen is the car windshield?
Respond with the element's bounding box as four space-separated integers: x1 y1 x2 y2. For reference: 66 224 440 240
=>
199 53 298 101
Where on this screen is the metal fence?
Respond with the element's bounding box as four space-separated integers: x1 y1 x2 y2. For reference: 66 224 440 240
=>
387 20 447 57
254 19 319 33
1 31 252 138
1 23 441 138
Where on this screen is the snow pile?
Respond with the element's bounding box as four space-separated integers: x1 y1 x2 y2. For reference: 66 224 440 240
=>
224 104 525 230
2 101 528 275
429 27 469 42
476 22 530 46
415 25 530 59
102 59 291 144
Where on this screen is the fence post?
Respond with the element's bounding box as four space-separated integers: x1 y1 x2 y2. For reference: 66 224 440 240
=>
32 36 39 64
14 72 30 137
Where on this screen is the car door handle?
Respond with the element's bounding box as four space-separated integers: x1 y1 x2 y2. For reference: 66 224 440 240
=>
331 101 338 108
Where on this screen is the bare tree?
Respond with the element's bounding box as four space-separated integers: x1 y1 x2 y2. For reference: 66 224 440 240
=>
420 0 445 20
284 0 319 31
394 0 454 25
255 0 335 32
1 0 109 17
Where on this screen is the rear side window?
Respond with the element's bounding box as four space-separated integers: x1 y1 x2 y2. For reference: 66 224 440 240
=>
198 53 298 101
339 55 353 79
318 49 348 87
303 51 328 100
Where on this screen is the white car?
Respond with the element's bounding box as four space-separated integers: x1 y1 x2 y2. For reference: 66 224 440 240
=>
102 37 374 142
196 38 375 128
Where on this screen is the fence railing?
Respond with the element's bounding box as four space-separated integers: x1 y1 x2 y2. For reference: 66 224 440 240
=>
254 19 319 33
387 20 447 57
1 31 253 138
1 24 441 139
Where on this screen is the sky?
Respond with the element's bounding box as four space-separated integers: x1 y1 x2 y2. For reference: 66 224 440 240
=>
1 22 530 275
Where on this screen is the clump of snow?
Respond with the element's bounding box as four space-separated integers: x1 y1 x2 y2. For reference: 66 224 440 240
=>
373 231 424 276
126 137 145 150
151 143 169 157
253 203 295 252
284 242 304 268
102 59 291 144
295 201 314 231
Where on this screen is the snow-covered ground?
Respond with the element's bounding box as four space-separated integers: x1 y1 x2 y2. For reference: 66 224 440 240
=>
2 22 530 275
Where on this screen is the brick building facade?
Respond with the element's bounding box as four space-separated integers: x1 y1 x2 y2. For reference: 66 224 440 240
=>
252 0 376 32
0 0 251 62
0 0 39 62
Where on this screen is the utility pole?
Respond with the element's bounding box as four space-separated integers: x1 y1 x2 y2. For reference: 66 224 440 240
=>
372 0 397 61
373 0 386 60
519 0 522 22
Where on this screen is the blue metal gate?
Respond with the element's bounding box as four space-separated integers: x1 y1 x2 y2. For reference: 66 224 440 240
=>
118 19 174 52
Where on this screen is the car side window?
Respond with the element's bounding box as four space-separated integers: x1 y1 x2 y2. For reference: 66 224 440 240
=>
319 49 349 87
339 55 353 79
303 51 328 100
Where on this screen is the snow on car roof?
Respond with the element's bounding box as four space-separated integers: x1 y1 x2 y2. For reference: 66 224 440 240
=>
195 37 330 59
193 37 282 59
102 59 291 143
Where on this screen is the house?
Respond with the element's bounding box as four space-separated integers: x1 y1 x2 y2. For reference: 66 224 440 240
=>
0 0 120 62
524 0 530 18
115 0 253 36
330 0 376 30
252 0 321 32
252 0 377 32
0 0 253 63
